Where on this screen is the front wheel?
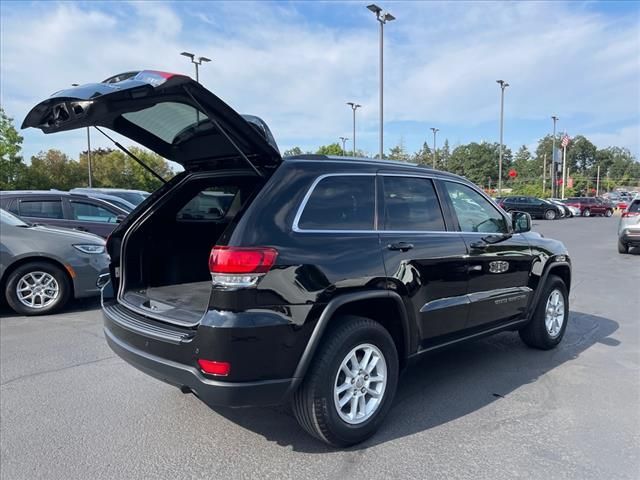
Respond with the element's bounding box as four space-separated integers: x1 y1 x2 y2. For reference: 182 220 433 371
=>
605 209 613 217
544 209 557 220
5 262 71 315
583 208 591 217
519 275 569 350
618 240 629 254
292 316 399 447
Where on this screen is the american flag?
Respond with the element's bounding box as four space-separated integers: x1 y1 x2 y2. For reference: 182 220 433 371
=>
561 134 570 148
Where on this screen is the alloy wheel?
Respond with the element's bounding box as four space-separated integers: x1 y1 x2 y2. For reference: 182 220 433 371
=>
544 289 565 338
16 271 60 309
333 343 387 425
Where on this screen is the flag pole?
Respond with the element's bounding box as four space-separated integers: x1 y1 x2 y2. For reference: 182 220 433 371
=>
542 153 547 195
561 144 567 199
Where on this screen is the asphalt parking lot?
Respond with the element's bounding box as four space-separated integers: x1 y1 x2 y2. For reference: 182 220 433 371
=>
1 216 639 479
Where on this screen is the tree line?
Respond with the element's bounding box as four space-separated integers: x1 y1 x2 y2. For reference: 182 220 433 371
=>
2 107 638 196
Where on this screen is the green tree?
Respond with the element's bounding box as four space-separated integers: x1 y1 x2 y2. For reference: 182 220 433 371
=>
24 150 84 190
438 139 451 170
0 108 26 189
566 135 597 174
448 142 511 187
315 143 344 156
387 139 410 162
412 141 432 166
283 146 303 157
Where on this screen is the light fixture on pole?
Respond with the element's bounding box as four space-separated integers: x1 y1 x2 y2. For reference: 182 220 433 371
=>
72 83 92 188
346 102 361 156
180 51 211 83
496 80 509 195
551 115 559 198
430 127 439 168
367 4 395 160
339 136 349 156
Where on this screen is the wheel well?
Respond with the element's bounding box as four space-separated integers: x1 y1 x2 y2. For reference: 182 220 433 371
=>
0 257 75 301
549 265 571 292
331 297 408 368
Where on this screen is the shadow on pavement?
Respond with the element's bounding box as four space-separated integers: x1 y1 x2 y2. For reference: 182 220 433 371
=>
214 311 619 453
0 296 101 318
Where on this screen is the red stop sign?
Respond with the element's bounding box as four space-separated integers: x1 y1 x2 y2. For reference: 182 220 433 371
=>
508 169 517 178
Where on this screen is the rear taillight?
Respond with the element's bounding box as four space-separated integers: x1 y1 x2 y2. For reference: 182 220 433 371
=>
209 246 278 288
197 359 230 376
622 212 640 218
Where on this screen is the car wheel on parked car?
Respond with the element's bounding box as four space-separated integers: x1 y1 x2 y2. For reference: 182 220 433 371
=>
293 316 399 447
582 208 591 217
544 209 557 220
605 209 613 217
618 240 629 254
519 275 569 350
5 262 71 315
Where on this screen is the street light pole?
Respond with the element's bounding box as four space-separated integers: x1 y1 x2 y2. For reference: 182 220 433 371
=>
496 80 509 196
346 102 361 156
339 136 349 156
367 4 395 160
430 127 439 168
180 51 211 83
551 115 559 198
72 83 92 187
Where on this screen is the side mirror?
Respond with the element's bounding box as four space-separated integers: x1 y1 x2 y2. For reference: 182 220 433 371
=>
511 211 531 233
116 214 127 223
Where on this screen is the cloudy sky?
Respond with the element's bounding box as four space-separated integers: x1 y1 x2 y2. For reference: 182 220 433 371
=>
1 1 639 168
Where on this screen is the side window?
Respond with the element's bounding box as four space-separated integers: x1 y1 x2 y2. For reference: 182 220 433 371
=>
19 200 64 219
70 201 118 223
443 181 508 234
297 175 375 230
382 176 445 231
177 186 239 221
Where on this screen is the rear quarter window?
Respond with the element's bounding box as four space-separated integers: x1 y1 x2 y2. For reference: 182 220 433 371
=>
297 175 375 231
19 200 64 219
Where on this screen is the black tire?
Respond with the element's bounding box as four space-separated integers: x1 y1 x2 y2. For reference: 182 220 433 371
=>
582 208 591 217
5 262 71 315
519 275 569 350
544 209 557 220
605 209 613 217
618 240 628 254
292 315 399 447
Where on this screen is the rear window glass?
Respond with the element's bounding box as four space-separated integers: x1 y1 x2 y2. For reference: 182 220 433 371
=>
122 102 207 144
70 201 118 223
298 176 375 230
382 176 445 231
629 200 640 213
19 200 63 219
177 186 239 221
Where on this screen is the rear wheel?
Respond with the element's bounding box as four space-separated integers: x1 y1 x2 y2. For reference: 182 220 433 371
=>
5 262 71 315
519 275 568 350
605 209 613 217
544 209 557 220
292 315 399 447
618 240 629 254
582 208 591 217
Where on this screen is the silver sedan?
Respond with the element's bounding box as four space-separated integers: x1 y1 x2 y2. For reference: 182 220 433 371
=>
0 209 110 315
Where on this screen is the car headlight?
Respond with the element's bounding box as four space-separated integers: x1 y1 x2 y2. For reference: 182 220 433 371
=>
73 244 106 254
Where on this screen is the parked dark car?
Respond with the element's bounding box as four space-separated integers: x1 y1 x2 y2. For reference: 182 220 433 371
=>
562 197 613 217
23 70 573 447
0 191 128 237
0 209 109 315
71 188 149 207
498 196 563 220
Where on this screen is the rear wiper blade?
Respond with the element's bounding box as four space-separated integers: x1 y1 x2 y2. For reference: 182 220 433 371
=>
93 127 167 184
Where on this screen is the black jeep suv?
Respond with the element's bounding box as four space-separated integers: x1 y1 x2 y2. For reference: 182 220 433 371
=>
24 71 572 447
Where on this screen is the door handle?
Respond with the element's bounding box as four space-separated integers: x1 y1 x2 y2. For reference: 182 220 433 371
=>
470 241 489 250
75 227 89 232
387 242 414 252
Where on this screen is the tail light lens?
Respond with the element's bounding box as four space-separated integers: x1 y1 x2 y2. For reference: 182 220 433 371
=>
197 359 230 376
622 212 639 218
209 246 278 288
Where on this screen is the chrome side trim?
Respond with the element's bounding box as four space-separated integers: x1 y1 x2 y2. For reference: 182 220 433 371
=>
420 294 470 313
420 287 532 313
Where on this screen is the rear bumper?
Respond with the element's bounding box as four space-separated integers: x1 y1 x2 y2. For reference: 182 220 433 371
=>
104 324 296 407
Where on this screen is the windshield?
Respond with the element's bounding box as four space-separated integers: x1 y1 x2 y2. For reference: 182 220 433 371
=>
0 208 28 227
121 102 209 144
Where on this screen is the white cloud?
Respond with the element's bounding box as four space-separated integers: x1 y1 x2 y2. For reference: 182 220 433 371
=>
1 1 638 160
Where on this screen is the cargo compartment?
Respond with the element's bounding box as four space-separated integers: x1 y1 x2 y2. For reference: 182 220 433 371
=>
119 172 263 325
